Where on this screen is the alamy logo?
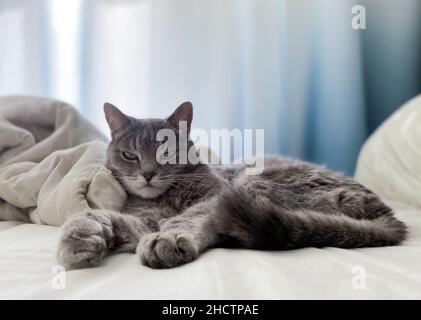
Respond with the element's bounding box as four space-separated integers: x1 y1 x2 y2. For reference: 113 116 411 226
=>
351 265 366 290
51 264 66 290
351 5 366 30
156 121 265 175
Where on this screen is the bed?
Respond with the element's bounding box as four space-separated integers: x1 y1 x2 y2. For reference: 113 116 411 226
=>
0 201 420 299
1 95 421 299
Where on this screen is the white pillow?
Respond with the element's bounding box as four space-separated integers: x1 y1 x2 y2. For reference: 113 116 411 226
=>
355 94 421 208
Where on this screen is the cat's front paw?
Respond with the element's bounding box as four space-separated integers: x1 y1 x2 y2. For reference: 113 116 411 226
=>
57 212 113 269
137 232 199 268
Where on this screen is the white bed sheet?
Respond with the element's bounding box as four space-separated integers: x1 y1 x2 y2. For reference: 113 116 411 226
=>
0 202 420 300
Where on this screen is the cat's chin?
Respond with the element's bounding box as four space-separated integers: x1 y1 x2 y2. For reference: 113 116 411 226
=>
137 186 165 199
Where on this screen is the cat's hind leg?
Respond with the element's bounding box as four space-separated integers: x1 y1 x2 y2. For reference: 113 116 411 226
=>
330 187 395 220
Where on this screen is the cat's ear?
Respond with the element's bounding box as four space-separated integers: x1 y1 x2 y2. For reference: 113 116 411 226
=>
103 102 131 137
167 101 193 133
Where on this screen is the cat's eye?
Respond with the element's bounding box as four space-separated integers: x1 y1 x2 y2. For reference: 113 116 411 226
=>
122 151 138 161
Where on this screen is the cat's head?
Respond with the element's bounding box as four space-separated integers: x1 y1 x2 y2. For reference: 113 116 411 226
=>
104 102 198 199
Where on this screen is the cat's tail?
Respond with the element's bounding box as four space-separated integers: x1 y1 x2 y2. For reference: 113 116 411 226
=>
214 186 407 249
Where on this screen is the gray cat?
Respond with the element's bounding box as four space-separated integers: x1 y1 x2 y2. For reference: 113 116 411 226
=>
57 102 407 269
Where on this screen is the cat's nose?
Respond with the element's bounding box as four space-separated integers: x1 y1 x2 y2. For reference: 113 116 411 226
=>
143 173 155 182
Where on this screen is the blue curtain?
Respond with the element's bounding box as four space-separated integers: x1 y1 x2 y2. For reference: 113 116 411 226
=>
1 0 421 175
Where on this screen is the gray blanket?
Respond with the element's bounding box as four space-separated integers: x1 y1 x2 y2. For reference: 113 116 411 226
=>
0 96 127 225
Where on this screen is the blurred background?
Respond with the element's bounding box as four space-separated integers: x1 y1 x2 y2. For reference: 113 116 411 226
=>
1 0 421 175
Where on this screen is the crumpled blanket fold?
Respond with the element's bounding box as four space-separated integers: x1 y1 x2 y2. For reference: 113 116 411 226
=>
0 96 127 226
